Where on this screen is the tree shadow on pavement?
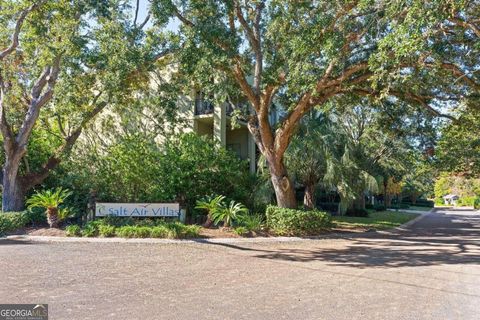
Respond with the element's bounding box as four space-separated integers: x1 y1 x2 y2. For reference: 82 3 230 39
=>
0 238 34 246
211 210 480 269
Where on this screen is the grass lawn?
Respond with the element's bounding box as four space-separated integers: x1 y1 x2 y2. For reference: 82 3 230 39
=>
332 211 419 230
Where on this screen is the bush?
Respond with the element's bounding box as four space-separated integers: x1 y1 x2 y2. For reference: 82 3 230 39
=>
164 222 200 238
181 225 201 238
265 206 331 236
71 133 251 218
434 197 445 206
388 203 409 210
81 221 101 237
457 196 476 207
318 202 339 212
65 225 81 237
402 199 434 207
0 211 30 235
474 197 480 210
373 205 386 212
234 226 249 236
100 215 134 227
238 214 264 232
150 225 170 238
25 208 47 225
365 203 374 210
98 224 116 237
115 226 149 238
345 208 369 217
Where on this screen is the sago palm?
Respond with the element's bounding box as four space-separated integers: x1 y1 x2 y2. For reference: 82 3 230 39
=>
27 188 72 228
212 200 248 228
195 195 226 227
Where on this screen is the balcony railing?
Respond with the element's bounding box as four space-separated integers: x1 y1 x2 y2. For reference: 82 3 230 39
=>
194 100 250 118
194 99 214 115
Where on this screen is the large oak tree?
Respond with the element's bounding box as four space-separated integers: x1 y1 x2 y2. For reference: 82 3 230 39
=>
0 0 164 211
150 0 454 208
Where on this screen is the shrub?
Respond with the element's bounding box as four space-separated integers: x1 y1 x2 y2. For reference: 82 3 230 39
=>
25 209 47 225
181 225 201 238
0 211 30 235
65 225 81 237
234 226 249 236
318 202 339 212
150 226 170 238
402 199 434 207
98 224 116 237
238 214 264 232
115 226 152 238
211 200 248 227
345 208 370 217
434 197 445 206
101 215 134 227
457 196 476 207
196 195 226 227
365 203 374 210
163 222 200 238
26 188 72 228
265 206 331 236
373 205 386 212
474 197 480 210
81 221 101 237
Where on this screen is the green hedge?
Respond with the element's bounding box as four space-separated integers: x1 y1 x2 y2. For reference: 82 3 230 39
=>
66 219 201 239
0 211 30 236
265 206 331 236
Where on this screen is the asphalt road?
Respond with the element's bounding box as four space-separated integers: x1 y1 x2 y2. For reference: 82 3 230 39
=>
0 208 479 320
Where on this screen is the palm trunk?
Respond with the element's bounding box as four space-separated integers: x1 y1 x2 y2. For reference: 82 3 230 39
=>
47 207 59 228
303 183 315 210
203 215 214 228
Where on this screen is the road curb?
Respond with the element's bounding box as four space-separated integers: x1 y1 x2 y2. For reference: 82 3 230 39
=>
3 234 344 245
2 210 433 245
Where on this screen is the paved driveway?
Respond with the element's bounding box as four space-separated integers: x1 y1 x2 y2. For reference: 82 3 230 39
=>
0 208 479 320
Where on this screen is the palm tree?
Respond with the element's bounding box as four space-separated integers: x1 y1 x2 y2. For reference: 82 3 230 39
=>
211 200 248 228
195 195 225 228
26 188 72 228
285 113 341 210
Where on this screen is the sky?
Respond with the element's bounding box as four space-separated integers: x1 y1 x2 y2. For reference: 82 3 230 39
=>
135 0 179 31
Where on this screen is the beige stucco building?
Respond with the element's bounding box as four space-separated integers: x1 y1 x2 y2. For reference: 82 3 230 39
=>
185 91 257 173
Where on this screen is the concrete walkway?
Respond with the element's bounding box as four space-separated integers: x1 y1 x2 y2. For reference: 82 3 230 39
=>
0 208 479 319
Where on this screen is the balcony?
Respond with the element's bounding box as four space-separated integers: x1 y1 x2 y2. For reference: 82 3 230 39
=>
194 99 214 115
194 99 250 118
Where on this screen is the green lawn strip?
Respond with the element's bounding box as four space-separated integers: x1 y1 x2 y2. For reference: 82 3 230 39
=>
332 211 419 230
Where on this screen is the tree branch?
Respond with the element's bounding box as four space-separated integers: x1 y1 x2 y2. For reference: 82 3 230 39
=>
352 87 458 122
0 82 15 152
16 55 62 149
21 98 108 189
0 2 43 59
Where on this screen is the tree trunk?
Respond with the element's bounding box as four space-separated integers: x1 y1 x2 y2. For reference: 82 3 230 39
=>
303 183 315 210
351 192 366 211
410 193 417 204
385 194 392 207
203 215 214 228
269 162 296 208
2 160 26 212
